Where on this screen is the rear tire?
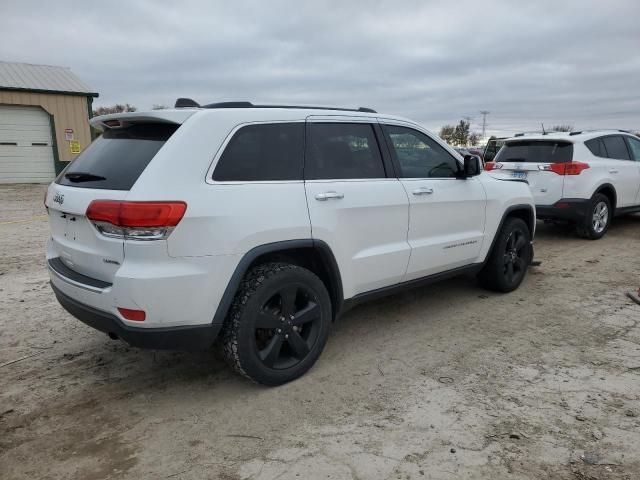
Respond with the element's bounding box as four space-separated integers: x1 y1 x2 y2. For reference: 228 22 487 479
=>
575 193 611 240
222 263 332 385
478 217 532 292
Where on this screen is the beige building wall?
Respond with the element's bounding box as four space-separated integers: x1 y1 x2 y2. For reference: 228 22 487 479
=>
0 90 92 162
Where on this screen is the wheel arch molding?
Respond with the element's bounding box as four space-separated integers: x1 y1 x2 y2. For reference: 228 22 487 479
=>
484 204 535 264
212 239 344 326
593 183 617 210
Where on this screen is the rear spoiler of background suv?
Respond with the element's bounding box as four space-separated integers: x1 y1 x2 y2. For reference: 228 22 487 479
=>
90 110 197 131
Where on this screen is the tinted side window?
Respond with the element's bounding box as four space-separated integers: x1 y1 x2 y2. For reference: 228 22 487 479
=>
602 136 631 160
306 123 385 179
56 123 178 190
383 125 459 178
213 123 304 181
624 136 640 161
585 138 607 158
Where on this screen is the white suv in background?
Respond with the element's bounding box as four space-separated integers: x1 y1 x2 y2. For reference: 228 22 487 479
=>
46 100 535 385
485 131 640 239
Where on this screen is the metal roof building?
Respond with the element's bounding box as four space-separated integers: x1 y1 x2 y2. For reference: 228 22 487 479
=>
0 61 98 183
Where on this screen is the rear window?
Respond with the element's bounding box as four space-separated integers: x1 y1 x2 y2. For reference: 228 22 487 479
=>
56 123 178 190
494 140 573 163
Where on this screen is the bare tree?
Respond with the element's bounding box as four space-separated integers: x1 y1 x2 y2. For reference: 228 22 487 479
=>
439 125 456 144
468 132 481 146
92 103 137 116
550 124 573 132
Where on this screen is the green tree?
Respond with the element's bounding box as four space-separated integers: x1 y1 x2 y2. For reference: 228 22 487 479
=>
453 119 470 146
440 119 481 146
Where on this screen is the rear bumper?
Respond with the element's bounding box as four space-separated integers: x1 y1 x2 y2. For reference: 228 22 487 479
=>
536 198 590 221
52 283 221 351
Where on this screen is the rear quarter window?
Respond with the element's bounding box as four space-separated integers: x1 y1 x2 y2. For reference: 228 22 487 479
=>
495 140 573 163
56 123 178 190
585 138 607 157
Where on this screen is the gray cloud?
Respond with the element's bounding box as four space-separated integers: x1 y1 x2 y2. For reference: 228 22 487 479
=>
2 0 639 136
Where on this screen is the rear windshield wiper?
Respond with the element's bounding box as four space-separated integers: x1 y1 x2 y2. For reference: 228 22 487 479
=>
64 172 107 182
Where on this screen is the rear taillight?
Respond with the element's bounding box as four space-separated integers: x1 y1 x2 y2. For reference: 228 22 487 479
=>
548 161 590 176
484 162 503 171
86 200 187 240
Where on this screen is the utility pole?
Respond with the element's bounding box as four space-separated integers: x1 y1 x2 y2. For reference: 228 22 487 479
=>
480 110 490 140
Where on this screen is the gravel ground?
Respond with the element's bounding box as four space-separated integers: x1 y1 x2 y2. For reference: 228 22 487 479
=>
1 183 639 480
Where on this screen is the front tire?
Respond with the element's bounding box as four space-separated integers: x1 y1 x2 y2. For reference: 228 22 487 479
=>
222 263 332 385
478 217 532 292
576 193 611 240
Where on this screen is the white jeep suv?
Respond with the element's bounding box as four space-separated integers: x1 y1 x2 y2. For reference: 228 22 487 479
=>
485 131 640 239
46 101 535 385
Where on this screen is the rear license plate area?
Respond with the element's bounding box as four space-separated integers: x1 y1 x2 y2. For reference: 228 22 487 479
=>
512 171 527 179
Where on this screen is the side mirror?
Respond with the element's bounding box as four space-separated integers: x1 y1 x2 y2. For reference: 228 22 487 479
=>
462 155 482 178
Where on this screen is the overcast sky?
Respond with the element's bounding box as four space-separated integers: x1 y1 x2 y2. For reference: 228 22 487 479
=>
2 0 639 137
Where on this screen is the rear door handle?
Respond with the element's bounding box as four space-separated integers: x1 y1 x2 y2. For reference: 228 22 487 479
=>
412 187 434 195
609 169 619 174
315 191 344 201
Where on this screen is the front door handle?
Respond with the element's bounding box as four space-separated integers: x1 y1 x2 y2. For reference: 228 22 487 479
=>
412 187 434 195
609 169 619 174
315 191 344 201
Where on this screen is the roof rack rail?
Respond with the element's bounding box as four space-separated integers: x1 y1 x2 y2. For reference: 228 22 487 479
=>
203 101 254 108
568 129 633 136
174 99 377 113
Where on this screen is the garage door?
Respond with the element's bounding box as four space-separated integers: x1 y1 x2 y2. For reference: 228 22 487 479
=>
0 105 56 183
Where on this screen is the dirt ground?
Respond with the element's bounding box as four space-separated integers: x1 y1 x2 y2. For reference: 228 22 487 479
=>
1 183 639 480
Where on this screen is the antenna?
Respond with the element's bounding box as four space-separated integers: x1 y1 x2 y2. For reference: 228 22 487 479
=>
175 98 200 108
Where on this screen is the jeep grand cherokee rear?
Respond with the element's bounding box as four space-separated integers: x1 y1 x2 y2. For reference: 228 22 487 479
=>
45 112 231 350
